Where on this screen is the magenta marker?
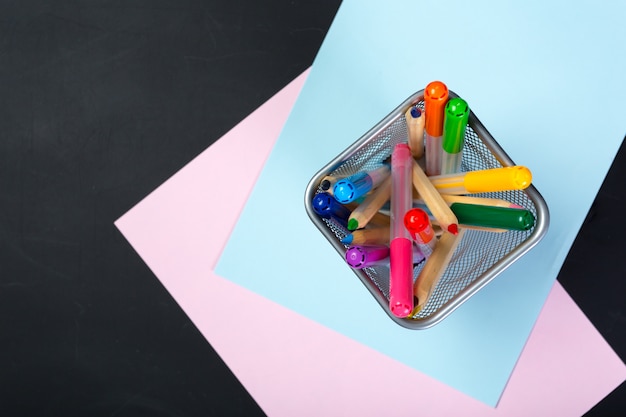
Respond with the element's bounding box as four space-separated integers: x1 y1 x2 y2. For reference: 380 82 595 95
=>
345 245 425 269
389 143 414 318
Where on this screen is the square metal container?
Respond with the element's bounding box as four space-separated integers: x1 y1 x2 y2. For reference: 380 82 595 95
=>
304 89 550 329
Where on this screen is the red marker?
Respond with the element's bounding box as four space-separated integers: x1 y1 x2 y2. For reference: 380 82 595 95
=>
404 208 437 257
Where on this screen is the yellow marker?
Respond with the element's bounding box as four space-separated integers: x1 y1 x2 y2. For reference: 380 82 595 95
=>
428 166 532 195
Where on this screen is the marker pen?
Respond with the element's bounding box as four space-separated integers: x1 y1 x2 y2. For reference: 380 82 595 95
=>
450 203 536 231
311 192 351 227
441 97 470 175
404 208 437 257
424 81 449 176
345 244 425 269
405 105 425 159
428 166 533 195
389 143 414 318
333 165 390 204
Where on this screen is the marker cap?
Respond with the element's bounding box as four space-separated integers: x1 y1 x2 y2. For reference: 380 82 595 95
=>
424 81 449 136
403 208 435 243
442 98 470 153
345 245 390 269
333 172 372 204
450 203 536 231
464 166 533 193
312 192 350 223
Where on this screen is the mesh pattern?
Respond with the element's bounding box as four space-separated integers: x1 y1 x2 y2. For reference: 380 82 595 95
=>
309 99 541 324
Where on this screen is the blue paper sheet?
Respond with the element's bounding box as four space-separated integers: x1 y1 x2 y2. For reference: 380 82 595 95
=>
216 0 626 405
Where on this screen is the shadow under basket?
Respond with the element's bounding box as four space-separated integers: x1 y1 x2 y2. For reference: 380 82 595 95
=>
304 89 550 330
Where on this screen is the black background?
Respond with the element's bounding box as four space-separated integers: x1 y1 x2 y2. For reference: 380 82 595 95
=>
0 1 623 415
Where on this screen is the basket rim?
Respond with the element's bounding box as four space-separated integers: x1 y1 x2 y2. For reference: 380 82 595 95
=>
304 89 550 330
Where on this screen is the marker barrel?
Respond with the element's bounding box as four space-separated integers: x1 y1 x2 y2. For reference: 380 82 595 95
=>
425 133 443 176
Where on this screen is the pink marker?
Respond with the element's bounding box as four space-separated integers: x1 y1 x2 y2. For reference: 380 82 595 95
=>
389 143 414 318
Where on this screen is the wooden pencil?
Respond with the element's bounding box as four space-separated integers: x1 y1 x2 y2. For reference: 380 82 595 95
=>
414 194 520 208
347 175 392 230
319 174 343 194
412 229 466 313
411 158 459 235
405 105 425 159
341 226 390 246
431 217 508 234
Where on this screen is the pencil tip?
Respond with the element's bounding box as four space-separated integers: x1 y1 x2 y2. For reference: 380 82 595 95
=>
410 299 421 316
347 219 358 231
447 224 459 235
320 179 330 190
341 234 353 244
410 106 421 118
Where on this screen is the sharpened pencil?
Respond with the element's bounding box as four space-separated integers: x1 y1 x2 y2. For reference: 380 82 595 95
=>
414 194 521 209
412 229 466 314
347 175 392 230
411 158 459 235
320 174 343 193
405 105 425 159
341 226 389 246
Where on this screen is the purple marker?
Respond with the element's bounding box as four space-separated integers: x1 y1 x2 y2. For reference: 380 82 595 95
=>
345 245 425 269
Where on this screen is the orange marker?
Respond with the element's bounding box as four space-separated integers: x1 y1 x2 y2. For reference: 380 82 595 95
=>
424 81 449 176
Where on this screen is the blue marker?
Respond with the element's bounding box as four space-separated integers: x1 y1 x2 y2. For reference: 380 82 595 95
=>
333 165 391 204
312 192 351 227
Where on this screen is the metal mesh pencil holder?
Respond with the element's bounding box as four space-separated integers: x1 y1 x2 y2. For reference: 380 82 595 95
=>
304 89 550 330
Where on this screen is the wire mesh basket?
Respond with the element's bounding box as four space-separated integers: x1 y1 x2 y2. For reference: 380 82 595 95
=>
304 89 550 329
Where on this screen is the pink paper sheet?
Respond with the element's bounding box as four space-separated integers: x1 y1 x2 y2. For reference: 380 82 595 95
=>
115 70 625 416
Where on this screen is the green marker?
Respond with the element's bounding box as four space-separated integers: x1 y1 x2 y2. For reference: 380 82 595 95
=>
441 97 470 175
450 203 536 231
